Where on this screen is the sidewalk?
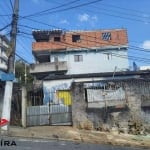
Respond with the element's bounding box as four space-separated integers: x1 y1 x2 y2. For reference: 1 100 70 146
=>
5 126 150 148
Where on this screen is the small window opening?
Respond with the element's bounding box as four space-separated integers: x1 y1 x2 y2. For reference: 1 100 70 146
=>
74 55 83 62
54 37 61 42
72 35 81 42
102 32 111 41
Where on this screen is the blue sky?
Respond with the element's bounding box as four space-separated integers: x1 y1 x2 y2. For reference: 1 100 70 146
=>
0 0 150 68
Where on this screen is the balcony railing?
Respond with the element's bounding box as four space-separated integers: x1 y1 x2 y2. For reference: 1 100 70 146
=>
30 61 67 74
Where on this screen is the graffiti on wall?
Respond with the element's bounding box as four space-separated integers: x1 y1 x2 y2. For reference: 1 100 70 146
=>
43 82 71 105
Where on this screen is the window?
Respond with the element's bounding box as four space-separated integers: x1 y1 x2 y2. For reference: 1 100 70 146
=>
54 37 61 42
72 35 81 42
102 32 111 41
74 55 83 62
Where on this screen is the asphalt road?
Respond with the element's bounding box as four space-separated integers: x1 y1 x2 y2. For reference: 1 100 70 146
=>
0 137 148 150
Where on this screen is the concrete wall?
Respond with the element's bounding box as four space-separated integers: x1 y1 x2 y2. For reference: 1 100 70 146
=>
71 80 150 134
50 49 128 75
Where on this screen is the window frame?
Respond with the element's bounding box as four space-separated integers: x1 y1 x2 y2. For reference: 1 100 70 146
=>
74 55 83 62
101 32 111 41
72 34 81 42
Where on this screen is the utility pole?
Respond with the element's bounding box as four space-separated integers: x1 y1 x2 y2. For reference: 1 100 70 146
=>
1 0 19 132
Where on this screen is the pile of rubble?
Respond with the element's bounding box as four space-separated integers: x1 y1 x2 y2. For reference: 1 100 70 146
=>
128 119 145 135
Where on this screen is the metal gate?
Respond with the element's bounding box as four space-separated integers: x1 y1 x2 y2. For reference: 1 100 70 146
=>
27 90 72 126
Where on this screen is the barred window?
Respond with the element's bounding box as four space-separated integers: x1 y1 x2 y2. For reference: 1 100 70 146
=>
102 32 111 41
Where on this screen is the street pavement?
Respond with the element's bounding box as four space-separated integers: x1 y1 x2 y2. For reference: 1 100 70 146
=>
7 126 150 149
0 137 148 150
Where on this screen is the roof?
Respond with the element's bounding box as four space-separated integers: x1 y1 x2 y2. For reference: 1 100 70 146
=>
32 28 128 52
32 29 63 42
43 70 150 81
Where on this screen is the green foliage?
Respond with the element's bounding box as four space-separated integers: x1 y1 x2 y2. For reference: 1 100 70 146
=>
15 60 34 86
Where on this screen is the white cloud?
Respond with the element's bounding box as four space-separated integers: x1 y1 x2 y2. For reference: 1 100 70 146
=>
78 13 90 22
141 40 150 49
60 19 69 25
78 13 98 27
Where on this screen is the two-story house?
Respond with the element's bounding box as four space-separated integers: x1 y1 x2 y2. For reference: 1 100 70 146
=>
31 29 128 78
30 28 129 105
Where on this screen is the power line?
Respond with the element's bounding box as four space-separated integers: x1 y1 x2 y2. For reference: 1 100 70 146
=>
17 24 150 58
18 29 150 64
50 39 150 64
19 27 149 63
17 33 33 40
79 6 150 24
18 20 150 54
17 37 32 55
9 0 14 12
101 3 150 15
5 0 13 13
0 24 11 32
0 2 12 35
19 0 150 24
20 0 102 19
22 0 80 18
18 24 40 30
90 5 150 20
15 52 30 64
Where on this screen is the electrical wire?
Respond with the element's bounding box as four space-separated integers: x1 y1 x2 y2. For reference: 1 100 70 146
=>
22 0 80 19
20 0 102 19
87 5 150 21
0 24 11 32
17 28 150 64
17 26 150 58
100 3 150 15
9 0 14 12
15 52 29 64
20 28 149 64
6 0 149 64
0 2 12 35
19 0 150 25
18 20 150 54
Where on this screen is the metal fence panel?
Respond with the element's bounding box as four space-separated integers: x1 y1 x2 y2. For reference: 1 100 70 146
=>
27 105 72 126
27 106 49 126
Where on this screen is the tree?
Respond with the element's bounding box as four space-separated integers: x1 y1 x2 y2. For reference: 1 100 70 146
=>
15 60 33 86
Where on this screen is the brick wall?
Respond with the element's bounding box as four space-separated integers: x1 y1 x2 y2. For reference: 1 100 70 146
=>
32 29 128 52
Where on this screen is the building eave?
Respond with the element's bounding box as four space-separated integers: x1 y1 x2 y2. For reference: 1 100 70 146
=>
32 45 128 55
43 70 150 81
